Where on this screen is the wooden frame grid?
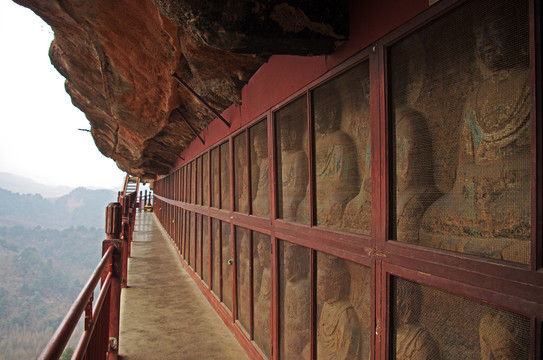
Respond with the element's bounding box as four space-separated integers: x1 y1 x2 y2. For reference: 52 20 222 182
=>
152 0 542 358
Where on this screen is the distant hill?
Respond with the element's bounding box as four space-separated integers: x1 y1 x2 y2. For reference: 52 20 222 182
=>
0 187 117 229
0 172 74 198
0 177 119 358
0 225 104 359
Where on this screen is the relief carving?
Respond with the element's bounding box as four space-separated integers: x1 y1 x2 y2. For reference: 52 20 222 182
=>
395 281 441 360
279 111 309 222
479 311 527 360
281 244 310 359
343 71 372 235
235 141 249 213
419 3 530 263
252 129 270 217
312 91 359 229
395 110 440 244
254 235 271 357
316 256 362 360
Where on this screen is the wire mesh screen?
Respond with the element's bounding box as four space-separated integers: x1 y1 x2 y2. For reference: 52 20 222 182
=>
313 62 371 234
389 0 531 264
211 147 220 208
390 277 531 359
234 133 249 213
316 252 371 359
250 120 269 217
202 216 209 285
196 213 202 277
196 156 202 205
253 232 271 358
279 241 310 359
236 227 251 333
275 96 309 223
203 152 209 206
211 218 221 297
220 142 231 211
190 211 196 267
221 221 232 310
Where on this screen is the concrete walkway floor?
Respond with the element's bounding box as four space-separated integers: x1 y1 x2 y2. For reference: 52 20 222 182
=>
119 212 248 360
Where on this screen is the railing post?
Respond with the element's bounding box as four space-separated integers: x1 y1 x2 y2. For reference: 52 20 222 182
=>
121 196 130 288
102 202 122 360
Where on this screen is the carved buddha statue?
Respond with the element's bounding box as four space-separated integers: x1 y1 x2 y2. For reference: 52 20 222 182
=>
316 257 362 360
280 120 308 221
252 131 270 217
343 75 372 235
395 111 440 244
395 281 441 360
479 311 527 360
306 92 359 229
235 142 249 213
282 244 310 359
254 237 271 356
419 4 530 263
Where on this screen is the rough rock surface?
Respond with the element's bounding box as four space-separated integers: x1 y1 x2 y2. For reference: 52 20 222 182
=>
13 0 348 179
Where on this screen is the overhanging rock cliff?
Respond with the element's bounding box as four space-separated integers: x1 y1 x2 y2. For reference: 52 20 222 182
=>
14 0 348 179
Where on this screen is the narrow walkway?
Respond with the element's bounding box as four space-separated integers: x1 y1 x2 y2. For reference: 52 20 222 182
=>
119 212 248 360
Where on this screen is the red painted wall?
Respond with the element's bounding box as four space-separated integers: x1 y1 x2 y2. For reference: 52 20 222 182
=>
171 0 429 171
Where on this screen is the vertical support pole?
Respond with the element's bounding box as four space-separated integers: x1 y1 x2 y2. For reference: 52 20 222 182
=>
103 202 122 360
139 191 143 212
144 190 148 207
121 196 130 289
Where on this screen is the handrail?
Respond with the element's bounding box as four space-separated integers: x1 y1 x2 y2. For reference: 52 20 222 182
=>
39 200 125 360
72 271 112 359
38 245 114 360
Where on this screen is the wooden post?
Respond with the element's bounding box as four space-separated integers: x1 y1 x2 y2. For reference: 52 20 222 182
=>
103 202 122 360
121 196 130 288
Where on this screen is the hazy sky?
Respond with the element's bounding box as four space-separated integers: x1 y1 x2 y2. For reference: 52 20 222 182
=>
0 1 126 189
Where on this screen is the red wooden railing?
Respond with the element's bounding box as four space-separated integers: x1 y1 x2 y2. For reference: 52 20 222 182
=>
38 176 140 360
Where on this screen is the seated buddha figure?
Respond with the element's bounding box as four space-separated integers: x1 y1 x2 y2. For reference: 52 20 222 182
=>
316 256 362 360
312 91 360 229
419 4 530 263
395 110 440 244
254 236 271 356
343 75 372 235
279 117 309 222
395 281 441 360
252 131 270 217
282 244 310 359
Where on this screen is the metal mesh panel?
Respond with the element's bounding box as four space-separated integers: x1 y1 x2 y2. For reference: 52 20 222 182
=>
202 216 209 285
275 96 309 223
221 221 232 310
196 213 202 277
253 232 271 358
203 152 209 206
211 218 221 296
236 227 251 332
313 62 371 234
188 162 193 204
390 277 531 359
190 211 196 267
234 133 249 213
250 120 269 217
316 252 371 359
389 0 531 264
278 241 310 359
196 156 202 205
211 147 220 208
220 142 231 211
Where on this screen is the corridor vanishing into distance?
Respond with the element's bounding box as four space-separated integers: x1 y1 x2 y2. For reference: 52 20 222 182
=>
119 212 248 360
